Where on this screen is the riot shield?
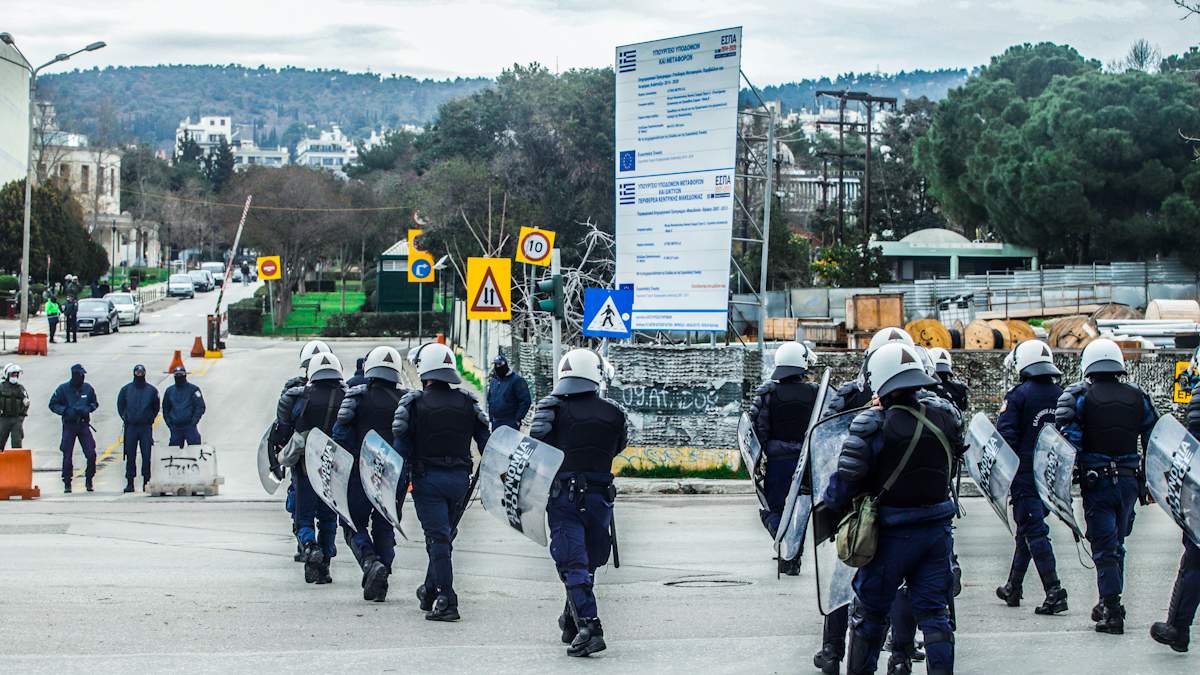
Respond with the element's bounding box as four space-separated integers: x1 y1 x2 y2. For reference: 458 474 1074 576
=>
256 426 286 495
1034 425 1085 542
738 412 768 513
773 368 831 561
360 430 408 540
478 426 565 547
806 405 862 614
1146 415 1200 546
277 431 305 468
965 413 1020 534
304 428 357 531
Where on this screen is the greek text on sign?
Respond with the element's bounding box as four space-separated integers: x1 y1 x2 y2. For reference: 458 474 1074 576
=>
467 257 512 320
614 27 742 332
515 226 555 266
257 256 282 281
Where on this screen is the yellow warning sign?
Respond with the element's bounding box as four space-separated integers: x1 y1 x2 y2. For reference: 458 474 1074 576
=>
467 257 511 320
515 226 555 266
1174 361 1194 405
407 229 435 283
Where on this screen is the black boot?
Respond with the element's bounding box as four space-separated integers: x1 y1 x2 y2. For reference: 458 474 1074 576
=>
996 582 1022 607
567 618 606 657
1035 586 1068 616
813 643 842 675
63 479 72 494
416 585 434 612
777 556 801 576
1091 600 1105 622
559 600 578 644
123 478 135 493
425 594 461 622
301 543 323 584
886 650 913 675
1150 622 1190 652
1095 595 1125 634
315 562 332 585
361 556 389 602
85 476 94 492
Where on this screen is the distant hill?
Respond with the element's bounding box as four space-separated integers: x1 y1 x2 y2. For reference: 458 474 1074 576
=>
743 68 971 112
39 64 492 150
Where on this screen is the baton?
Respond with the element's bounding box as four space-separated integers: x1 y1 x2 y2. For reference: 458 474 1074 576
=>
610 509 620 569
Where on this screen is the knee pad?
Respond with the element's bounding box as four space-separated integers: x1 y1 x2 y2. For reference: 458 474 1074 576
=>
563 567 594 590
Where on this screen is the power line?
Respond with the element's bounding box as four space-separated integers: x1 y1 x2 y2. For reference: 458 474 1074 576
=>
122 187 409 212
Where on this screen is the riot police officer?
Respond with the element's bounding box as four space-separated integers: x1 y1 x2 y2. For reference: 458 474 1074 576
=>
815 327 915 674
531 349 628 657
995 340 1067 614
392 342 490 621
821 342 963 675
1056 338 1157 634
749 340 819 575
333 345 406 602
1149 362 1200 652
928 348 969 413
275 352 346 585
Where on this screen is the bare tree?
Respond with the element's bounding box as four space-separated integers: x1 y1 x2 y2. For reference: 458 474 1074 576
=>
30 101 70 185
85 100 120 236
1177 0 1200 17
1124 38 1162 72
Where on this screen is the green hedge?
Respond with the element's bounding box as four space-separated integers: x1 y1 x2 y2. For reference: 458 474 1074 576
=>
229 297 264 335
319 311 449 338
0 275 17 292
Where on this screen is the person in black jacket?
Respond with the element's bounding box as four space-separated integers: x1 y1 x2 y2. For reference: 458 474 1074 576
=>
116 364 160 492
276 352 346 585
928 348 969 413
393 342 490 621
820 342 964 675
530 349 628 657
63 296 79 343
162 367 205 447
48 364 99 493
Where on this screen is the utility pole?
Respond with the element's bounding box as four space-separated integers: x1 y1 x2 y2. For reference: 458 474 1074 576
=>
815 90 897 242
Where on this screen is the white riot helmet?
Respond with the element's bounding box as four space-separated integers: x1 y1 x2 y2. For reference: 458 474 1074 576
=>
772 341 818 380
413 342 460 384
554 349 606 395
299 340 332 369
929 348 953 374
1081 338 1125 377
2 363 20 381
866 327 914 355
867 343 939 398
363 345 403 383
306 351 343 383
913 345 937 377
1010 340 1060 378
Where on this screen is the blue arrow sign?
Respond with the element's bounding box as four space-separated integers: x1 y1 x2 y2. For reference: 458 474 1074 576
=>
582 288 633 338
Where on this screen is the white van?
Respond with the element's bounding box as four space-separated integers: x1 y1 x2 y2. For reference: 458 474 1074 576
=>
200 262 226 287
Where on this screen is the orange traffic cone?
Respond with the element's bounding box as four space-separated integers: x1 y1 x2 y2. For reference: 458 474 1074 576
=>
190 336 205 358
167 349 185 373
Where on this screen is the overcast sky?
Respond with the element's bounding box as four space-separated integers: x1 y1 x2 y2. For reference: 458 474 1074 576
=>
3 0 1198 82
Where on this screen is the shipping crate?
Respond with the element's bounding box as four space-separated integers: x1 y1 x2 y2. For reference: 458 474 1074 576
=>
798 321 845 346
846 294 904 332
763 317 799 341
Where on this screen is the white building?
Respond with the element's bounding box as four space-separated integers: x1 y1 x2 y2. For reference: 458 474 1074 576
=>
233 139 288 171
175 115 233 157
296 124 358 170
0 40 31 186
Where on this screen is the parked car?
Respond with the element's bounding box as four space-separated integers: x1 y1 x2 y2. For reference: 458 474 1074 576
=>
201 262 226 287
188 269 215 292
76 298 120 335
103 292 142 325
168 274 196 298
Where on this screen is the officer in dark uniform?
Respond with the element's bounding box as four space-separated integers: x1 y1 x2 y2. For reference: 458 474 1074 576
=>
749 340 819 575
995 340 1067 614
815 327 916 674
928 348 968 413
48 364 98 493
332 345 406 602
117 364 160 492
530 348 628 657
275 352 345 585
392 342 490 621
1056 338 1157 634
1149 360 1200 652
63 296 79 343
821 341 963 675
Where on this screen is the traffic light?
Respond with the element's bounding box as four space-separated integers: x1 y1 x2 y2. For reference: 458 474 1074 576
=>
536 272 564 319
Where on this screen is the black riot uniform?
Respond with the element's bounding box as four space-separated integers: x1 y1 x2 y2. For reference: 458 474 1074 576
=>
531 378 628 658
1150 391 1200 651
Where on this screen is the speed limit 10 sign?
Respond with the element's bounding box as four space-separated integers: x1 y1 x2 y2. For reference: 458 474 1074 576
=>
515 226 555 266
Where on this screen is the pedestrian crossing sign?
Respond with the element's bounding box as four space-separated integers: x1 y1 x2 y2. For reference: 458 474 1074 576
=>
582 287 633 338
467 257 512 320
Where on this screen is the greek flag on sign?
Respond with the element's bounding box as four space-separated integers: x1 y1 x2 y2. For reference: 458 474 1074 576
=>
619 182 636 205
618 49 637 73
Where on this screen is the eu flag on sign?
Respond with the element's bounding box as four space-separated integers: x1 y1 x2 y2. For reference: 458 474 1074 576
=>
619 150 635 172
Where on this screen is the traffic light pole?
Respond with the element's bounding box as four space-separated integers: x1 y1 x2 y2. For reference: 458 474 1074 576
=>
551 248 562 388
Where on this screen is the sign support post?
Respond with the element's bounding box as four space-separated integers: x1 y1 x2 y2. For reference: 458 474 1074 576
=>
267 279 275 331
551 248 562 387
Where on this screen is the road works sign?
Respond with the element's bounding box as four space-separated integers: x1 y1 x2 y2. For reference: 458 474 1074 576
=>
467 257 512 320
257 256 282 281
407 229 435 283
515 226 555 266
582 288 633 339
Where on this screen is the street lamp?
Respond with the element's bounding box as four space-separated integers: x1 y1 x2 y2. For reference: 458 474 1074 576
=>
110 220 117 285
1 33 106 332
